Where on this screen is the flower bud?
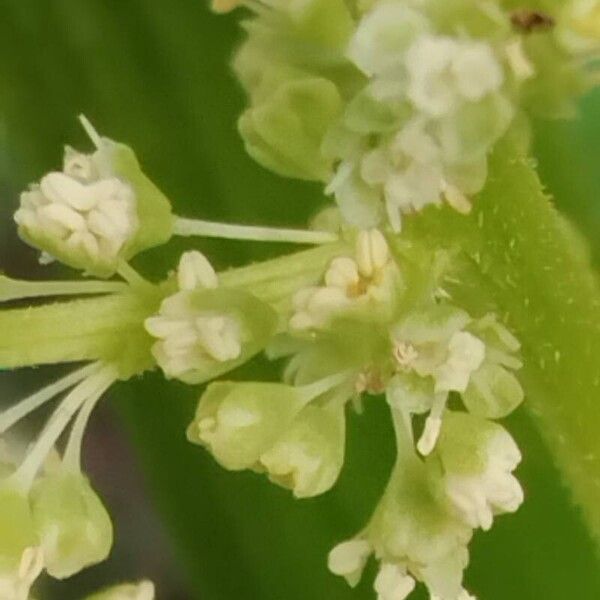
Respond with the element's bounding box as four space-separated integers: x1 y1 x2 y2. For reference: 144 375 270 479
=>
15 134 174 277
187 382 309 471
30 471 113 579
84 580 155 600
434 412 524 531
259 404 346 498
238 77 342 181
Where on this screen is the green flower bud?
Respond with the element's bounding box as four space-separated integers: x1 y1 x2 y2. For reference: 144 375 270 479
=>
238 77 343 181
15 128 174 278
84 580 155 600
30 471 113 579
187 381 310 471
437 93 514 164
259 403 346 498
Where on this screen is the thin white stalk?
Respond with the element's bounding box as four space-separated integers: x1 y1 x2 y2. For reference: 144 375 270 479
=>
0 275 127 302
173 217 339 245
78 114 103 150
390 406 421 468
62 387 105 473
298 372 352 405
11 364 116 491
117 262 152 289
0 363 100 435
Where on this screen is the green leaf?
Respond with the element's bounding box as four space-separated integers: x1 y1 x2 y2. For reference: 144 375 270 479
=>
405 134 600 546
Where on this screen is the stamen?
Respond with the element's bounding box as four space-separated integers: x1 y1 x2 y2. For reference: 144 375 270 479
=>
417 392 448 456
0 363 100 435
0 274 127 303
78 114 103 150
172 217 339 245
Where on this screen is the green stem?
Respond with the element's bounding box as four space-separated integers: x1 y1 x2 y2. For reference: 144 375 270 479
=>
218 241 346 288
0 291 161 371
404 136 600 546
173 217 339 245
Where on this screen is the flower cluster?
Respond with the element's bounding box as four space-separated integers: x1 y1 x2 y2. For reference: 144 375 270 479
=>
229 0 599 230
1 0 598 595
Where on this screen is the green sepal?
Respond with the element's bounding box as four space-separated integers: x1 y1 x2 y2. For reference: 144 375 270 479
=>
432 411 500 476
30 470 113 579
366 456 470 573
463 363 524 419
259 403 346 498
283 315 393 385
0 486 38 575
100 139 175 261
238 77 343 181
343 87 411 135
187 381 307 471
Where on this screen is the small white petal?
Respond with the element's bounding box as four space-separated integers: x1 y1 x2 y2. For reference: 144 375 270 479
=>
41 172 97 211
328 539 372 587
325 257 360 290
39 202 87 232
356 229 389 278
374 563 416 600
177 251 218 291
418 415 443 456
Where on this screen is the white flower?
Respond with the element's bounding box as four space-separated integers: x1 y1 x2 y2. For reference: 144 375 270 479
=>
146 296 242 379
444 428 524 531
405 36 504 117
391 312 486 455
434 332 486 394
290 229 396 330
15 149 138 268
327 539 372 587
145 253 242 380
347 3 430 77
374 563 416 600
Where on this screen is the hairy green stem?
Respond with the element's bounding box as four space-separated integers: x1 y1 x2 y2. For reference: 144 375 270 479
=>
405 137 600 546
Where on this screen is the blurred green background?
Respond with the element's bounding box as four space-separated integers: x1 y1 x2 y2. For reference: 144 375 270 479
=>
0 2 599 599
